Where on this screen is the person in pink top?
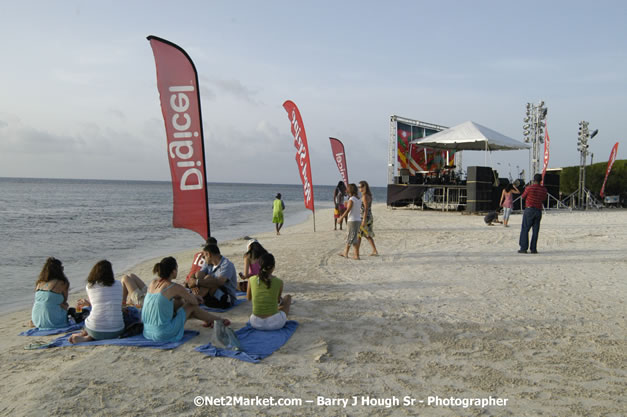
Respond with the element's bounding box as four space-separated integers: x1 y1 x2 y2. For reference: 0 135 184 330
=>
499 183 520 227
237 240 268 291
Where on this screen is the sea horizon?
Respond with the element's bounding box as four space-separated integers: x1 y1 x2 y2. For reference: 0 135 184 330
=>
0 177 386 314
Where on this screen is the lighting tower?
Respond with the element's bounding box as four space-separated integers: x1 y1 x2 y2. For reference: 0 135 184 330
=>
576 121 599 208
523 101 548 180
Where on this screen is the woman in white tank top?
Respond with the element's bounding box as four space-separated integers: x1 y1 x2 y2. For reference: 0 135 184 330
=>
337 183 362 260
69 260 125 343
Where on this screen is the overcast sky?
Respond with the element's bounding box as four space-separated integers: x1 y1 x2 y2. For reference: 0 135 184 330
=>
1 1 625 186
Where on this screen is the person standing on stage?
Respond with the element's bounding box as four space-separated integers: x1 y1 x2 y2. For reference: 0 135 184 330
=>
518 174 548 254
272 193 285 235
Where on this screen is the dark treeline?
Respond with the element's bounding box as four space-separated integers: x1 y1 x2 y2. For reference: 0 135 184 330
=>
560 159 626 199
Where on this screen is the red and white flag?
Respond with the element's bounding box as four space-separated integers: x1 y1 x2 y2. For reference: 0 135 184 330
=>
148 36 210 239
329 137 349 187
283 100 315 212
600 142 619 198
541 122 550 185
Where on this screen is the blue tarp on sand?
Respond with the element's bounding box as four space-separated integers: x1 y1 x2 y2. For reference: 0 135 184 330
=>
36 330 199 350
20 323 84 336
194 321 298 363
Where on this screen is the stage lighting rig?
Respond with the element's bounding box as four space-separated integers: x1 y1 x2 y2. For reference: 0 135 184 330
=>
522 100 548 178
576 120 598 208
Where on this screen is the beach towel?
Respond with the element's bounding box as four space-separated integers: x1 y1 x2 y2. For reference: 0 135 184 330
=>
19 323 84 337
195 320 298 363
31 330 199 350
200 297 246 313
236 291 247 298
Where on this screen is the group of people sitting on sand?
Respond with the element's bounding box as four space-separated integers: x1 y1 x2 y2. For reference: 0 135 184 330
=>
30 238 292 344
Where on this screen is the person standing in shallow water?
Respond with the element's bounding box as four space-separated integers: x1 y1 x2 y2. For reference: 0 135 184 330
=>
358 180 378 256
272 193 285 235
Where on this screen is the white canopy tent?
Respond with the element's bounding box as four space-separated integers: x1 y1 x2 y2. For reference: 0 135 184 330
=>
410 120 530 169
410 120 530 151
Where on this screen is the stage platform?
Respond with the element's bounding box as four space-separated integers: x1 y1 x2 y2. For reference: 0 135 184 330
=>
387 184 467 211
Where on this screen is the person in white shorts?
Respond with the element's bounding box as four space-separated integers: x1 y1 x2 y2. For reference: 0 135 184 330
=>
246 253 292 330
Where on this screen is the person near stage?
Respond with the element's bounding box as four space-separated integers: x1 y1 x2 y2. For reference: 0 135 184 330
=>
337 183 361 260
499 183 520 227
190 244 238 309
246 253 292 330
272 193 285 235
142 256 230 342
518 174 548 254
358 180 379 256
333 181 347 230
484 211 503 226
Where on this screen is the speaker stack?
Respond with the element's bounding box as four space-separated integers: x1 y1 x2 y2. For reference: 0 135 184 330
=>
466 166 493 212
543 172 560 208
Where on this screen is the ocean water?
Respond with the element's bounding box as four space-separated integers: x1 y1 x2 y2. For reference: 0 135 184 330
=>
0 178 385 313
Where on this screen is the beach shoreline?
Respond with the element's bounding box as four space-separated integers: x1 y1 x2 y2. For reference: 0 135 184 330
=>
2 204 625 416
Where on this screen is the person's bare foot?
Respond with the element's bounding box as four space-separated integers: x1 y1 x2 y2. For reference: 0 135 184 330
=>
69 333 93 344
369 252 379 256
338 253 347 258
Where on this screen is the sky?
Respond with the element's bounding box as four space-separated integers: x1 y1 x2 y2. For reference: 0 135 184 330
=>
1 0 626 186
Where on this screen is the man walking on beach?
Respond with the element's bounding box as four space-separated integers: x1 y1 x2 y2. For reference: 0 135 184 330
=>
518 173 548 254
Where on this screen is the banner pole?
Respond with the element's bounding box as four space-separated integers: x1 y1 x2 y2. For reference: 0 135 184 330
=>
313 208 316 232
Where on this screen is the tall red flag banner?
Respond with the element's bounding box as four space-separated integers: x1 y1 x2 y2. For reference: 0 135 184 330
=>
541 123 550 185
283 100 315 216
600 142 619 198
147 36 210 239
329 137 349 187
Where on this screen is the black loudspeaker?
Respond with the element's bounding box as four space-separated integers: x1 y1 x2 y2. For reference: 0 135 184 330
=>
466 180 493 212
542 173 560 208
467 166 494 183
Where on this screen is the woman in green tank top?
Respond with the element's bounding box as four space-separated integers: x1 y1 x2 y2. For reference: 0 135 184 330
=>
246 253 292 330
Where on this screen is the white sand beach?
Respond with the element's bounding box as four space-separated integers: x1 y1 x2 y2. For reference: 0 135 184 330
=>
1 204 625 416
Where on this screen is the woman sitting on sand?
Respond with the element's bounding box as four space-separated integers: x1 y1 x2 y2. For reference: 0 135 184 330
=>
120 273 148 307
337 183 362 260
69 260 126 343
31 257 71 329
246 253 292 330
238 240 268 291
142 256 230 342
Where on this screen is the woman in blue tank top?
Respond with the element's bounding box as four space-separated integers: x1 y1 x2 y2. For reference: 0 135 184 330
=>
31 257 70 329
142 257 231 342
